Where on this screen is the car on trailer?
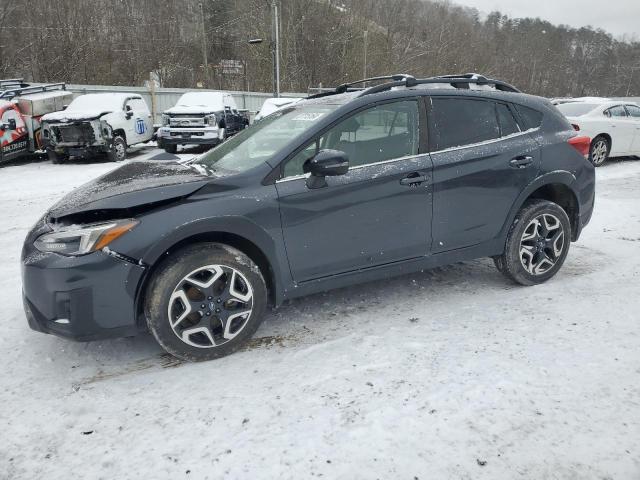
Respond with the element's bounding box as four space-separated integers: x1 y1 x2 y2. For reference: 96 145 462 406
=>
0 79 72 165
22 73 595 361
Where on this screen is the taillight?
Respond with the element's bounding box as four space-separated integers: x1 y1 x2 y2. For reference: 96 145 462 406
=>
571 123 580 131
568 135 591 159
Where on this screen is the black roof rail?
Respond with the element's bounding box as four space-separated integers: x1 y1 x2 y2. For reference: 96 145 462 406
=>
0 82 67 100
357 73 521 97
307 74 417 99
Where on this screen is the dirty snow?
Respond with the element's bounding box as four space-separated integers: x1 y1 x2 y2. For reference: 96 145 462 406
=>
0 150 639 479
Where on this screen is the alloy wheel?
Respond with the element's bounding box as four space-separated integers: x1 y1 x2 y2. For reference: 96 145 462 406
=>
519 213 565 275
591 140 608 165
168 264 254 348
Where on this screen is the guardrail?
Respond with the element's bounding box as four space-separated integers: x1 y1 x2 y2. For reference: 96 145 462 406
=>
64 84 306 123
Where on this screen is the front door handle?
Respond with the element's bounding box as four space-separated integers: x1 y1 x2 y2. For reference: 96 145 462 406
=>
400 172 429 186
509 155 534 169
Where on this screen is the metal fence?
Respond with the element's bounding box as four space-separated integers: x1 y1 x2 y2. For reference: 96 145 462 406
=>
64 83 306 124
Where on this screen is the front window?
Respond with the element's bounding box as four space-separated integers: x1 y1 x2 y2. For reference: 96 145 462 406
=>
283 100 419 178
192 105 338 174
604 105 628 118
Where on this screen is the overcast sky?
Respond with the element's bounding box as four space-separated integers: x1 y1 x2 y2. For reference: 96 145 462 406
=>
449 0 639 39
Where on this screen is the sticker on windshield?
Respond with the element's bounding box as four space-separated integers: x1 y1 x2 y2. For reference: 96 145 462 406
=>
292 112 325 121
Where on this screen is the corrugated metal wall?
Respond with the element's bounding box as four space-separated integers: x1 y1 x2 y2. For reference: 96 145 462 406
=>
64 84 305 123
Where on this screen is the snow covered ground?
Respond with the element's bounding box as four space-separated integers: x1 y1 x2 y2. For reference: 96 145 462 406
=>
1 149 639 479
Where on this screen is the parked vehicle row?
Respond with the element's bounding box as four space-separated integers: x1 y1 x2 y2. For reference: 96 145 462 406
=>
21 73 595 361
554 98 640 166
1 79 264 164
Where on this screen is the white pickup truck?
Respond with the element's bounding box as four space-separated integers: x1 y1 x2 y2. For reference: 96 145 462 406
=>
156 91 248 153
41 93 153 163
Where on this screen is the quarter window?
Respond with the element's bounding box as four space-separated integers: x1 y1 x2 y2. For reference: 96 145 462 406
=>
430 98 500 150
496 103 521 137
283 100 420 177
513 104 543 130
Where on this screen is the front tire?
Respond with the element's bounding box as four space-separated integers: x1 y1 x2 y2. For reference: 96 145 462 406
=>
163 144 178 154
494 200 571 286
47 149 68 164
144 243 268 361
107 135 127 162
589 136 610 167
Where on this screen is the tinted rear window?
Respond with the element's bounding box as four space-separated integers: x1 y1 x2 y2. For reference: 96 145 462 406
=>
430 98 500 150
514 105 544 129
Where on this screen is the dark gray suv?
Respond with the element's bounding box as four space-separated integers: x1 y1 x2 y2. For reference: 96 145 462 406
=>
21 74 595 361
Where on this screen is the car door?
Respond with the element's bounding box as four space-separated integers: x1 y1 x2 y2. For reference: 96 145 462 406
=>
276 99 433 283
122 99 138 144
604 105 634 154
428 96 541 253
624 104 640 153
129 98 152 143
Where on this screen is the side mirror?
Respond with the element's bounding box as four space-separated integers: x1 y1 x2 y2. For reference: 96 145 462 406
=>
7 118 17 130
303 149 349 189
125 111 133 120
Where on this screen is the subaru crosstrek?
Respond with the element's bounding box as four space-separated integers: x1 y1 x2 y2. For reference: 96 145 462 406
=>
21 74 596 361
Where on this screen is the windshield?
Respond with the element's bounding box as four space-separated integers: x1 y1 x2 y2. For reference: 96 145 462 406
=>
67 94 125 112
192 104 338 174
177 92 225 109
556 103 599 117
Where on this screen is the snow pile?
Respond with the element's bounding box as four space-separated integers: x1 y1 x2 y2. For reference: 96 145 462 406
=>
0 153 639 478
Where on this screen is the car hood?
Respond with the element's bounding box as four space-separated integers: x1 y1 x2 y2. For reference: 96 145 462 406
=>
165 105 220 115
42 109 113 123
49 161 209 219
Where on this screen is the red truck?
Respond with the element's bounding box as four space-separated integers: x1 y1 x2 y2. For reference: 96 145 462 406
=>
0 79 72 164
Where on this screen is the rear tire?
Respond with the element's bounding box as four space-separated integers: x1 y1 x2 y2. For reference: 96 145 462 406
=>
163 144 178 154
144 243 268 362
589 136 610 167
107 135 127 162
495 200 571 286
47 149 68 164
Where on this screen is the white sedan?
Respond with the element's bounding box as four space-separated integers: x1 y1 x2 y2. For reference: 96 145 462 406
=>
556 100 640 166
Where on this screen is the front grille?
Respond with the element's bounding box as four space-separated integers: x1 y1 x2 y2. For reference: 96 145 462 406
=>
53 123 96 144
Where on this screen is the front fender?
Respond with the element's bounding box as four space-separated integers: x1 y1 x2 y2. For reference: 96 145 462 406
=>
137 214 287 305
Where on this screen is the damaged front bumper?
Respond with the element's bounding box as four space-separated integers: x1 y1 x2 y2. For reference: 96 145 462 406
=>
21 242 145 341
42 119 112 156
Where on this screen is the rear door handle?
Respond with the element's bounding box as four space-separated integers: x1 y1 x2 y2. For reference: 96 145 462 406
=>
400 172 429 186
509 155 534 169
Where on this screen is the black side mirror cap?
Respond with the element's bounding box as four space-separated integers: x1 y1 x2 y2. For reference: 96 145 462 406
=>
304 149 349 189
7 118 17 130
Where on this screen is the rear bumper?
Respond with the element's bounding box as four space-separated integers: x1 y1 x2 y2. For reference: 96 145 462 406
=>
21 247 145 341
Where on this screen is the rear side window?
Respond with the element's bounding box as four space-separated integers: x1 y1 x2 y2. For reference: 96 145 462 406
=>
514 105 543 130
430 98 500 150
496 103 520 137
626 105 640 117
604 105 627 118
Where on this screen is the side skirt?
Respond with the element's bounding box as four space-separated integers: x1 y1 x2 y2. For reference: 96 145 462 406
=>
280 238 504 303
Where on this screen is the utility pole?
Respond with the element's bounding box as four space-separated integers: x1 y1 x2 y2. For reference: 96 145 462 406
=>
199 2 209 88
271 0 281 97
363 30 368 81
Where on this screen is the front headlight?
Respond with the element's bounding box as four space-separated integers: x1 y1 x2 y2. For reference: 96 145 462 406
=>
205 113 217 126
162 114 170 126
34 219 139 256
